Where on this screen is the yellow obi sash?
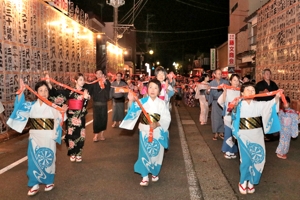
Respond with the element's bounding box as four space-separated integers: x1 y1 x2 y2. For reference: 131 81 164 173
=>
29 118 54 130
140 113 160 125
239 117 262 130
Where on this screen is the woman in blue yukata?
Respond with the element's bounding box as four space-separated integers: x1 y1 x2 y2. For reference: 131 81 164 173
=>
7 79 67 196
231 82 282 194
217 74 240 159
119 79 171 186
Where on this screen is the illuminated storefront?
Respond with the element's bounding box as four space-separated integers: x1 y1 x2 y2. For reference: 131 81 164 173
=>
0 0 96 133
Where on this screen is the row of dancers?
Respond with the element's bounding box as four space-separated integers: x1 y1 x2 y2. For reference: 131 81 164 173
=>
6 66 176 195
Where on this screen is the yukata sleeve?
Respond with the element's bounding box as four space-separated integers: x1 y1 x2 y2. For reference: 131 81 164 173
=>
157 102 171 149
260 99 281 134
167 84 175 98
217 93 225 108
52 108 64 144
231 101 241 138
49 88 69 105
119 101 142 130
7 94 33 133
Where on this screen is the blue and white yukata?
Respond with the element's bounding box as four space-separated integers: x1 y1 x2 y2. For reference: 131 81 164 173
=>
275 108 299 155
119 96 171 178
218 89 240 156
232 98 280 185
7 94 64 187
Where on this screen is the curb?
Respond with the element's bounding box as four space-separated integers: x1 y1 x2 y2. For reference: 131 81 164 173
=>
175 104 237 200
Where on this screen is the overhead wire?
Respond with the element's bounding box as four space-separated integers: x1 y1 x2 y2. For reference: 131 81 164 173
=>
133 26 228 34
185 0 228 11
119 0 143 24
119 0 148 24
176 0 228 14
145 33 226 44
130 0 148 24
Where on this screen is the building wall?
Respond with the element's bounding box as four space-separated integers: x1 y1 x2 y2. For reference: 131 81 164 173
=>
0 0 96 133
249 0 269 14
256 0 300 110
236 30 249 54
217 42 228 70
229 0 249 34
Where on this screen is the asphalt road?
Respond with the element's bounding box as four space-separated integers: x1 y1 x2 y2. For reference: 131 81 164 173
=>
1 101 300 200
0 102 192 200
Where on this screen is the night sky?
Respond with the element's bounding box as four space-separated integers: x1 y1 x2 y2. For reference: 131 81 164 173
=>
72 0 229 66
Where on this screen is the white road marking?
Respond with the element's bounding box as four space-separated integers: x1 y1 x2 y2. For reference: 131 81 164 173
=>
0 108 113 175
174 106 202 200
0 156 28 174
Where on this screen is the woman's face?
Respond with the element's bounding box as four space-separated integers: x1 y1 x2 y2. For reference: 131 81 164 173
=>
230 76 240 87
148 82 160 100
76 76 85 87
37 85 49 99
156 71 165 82
242 86 255 96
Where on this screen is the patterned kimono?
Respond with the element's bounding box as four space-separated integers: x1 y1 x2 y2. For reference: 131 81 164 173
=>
7 94 64 187
218 89 240 154
119 96 171 177
50 89 88 156
232 99 280 185
276 108 299 155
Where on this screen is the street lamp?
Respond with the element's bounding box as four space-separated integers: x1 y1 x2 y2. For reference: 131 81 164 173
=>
149 49 154 55
173 62 179 73
156 61 160 65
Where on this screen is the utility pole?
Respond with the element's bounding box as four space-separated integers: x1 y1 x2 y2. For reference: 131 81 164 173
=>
145 14 154 52
106 0 125 44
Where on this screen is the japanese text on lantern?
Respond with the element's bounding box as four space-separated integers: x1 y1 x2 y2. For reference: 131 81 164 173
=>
228 34 235 66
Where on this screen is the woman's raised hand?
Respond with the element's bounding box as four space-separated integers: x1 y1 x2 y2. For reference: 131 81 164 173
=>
127 91 135 101
83 89 90 100
19 79 25 92
61 104 69 113
44 74 52 89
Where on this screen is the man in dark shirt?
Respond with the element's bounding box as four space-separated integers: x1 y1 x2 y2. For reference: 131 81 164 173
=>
255 68 278 101
255 68 279 141
85 69 111 142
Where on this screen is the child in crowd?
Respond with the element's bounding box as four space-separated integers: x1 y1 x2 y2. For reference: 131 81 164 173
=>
119 79 171 186
231 82 282 194
186 84 195 107
174 81 182 107
276 96 300 159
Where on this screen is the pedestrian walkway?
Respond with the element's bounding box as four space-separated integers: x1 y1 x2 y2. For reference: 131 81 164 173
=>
174 103 237 200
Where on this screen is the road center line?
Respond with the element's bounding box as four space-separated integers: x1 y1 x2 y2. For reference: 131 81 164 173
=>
0 109 113 175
